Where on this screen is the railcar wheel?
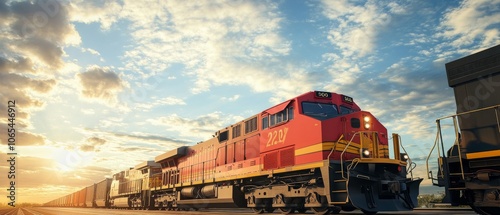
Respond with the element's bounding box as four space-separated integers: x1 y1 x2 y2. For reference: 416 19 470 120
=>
341 205 356 211
330 206 341 214
361 209 378 215
470 206 496 215
251 207 264 214
278 207 294 214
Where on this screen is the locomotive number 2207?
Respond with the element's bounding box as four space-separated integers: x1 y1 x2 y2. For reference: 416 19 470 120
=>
266 127 289 147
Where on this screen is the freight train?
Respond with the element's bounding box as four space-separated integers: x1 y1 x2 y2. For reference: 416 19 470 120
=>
427 44 500 215
45 91 422 215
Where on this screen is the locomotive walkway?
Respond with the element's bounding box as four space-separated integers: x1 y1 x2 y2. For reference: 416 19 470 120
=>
0 207 475 215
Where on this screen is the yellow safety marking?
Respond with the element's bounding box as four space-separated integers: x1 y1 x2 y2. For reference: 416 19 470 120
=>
295 141 361 156
466 149 500 159
356 158 406 165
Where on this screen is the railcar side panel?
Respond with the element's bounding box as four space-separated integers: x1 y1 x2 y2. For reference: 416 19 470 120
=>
95 178 111 207
85 184 95 207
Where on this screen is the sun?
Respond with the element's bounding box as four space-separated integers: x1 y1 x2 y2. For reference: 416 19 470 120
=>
53 148 94 172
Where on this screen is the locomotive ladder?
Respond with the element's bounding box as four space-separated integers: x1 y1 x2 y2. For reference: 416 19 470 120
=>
326 135 349 204
332 165 349 204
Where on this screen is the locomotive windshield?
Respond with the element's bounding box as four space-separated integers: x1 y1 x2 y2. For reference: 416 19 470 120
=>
340 106 355 114
302 102 340 120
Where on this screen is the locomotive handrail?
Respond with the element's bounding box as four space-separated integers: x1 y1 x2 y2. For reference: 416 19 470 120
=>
435 104 500 121
340 131 362 179
426 120 444 182
397 134 416 179
327 134 345 160
340 131 380 179
426 105 500 182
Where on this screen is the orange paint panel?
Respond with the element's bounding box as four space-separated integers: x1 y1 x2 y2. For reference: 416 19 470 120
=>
246 135 260 159
235 140 245 162
228 142 235 164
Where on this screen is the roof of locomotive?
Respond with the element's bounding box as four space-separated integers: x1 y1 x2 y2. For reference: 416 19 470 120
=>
154 146 188 163
135 160 161 170
262 91 361 114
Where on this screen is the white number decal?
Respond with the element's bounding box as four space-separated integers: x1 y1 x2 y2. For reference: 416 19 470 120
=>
318 92 329 97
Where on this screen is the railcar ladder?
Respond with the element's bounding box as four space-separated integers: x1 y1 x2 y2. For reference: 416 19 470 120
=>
427 105 500 187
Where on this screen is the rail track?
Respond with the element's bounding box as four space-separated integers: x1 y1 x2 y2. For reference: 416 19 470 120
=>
0 207 476 215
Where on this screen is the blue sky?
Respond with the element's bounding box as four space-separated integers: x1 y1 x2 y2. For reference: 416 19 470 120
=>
0 0 499 203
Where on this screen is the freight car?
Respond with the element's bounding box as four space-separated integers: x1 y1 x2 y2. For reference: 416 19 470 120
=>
44 178 111 208
427 44 500 215
45 91 421 215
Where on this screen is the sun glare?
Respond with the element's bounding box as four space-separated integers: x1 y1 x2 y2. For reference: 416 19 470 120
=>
53 149 94 172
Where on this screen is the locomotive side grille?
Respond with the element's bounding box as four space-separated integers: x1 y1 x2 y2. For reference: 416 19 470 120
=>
264 151 279 170
469 157 500 168
280 147 294 167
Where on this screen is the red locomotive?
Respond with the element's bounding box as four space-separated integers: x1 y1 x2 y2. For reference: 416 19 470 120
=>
46 91 422 215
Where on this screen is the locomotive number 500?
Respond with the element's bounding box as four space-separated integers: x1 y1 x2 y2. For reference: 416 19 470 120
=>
266 127 289 147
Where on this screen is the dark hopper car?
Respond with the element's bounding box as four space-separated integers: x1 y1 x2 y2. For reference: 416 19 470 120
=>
427 44 500 215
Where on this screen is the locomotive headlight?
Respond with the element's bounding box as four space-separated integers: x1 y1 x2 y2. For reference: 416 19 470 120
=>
401 153 409 161
361 148 371 158
363 116 371 129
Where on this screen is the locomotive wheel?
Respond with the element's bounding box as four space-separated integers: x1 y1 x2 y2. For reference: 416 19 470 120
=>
296 207 307 213
251 207 264 214
470 206 496 215
278 207 294 214
264 208 275 213
311 207 329 215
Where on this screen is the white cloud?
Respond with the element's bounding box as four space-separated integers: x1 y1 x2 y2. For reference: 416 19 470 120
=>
69 0 122 30
81 108 95 115
0 0 77 132
388 2 407 15
76 65 127 104
136 96 186 110
322 0 391 58
148 112 244 139
320 0 402 91
81 47 101 56
438 0 500 48
221 94 240 102
73 1 293 96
